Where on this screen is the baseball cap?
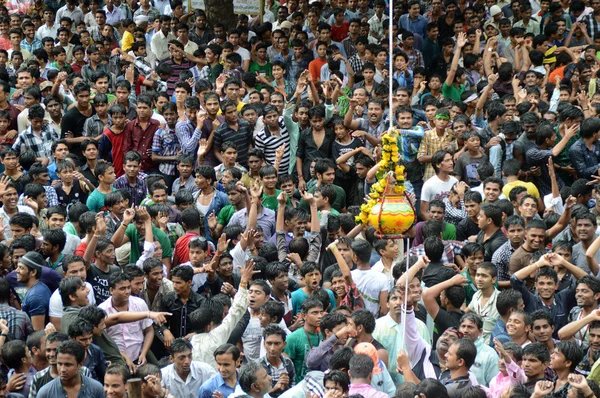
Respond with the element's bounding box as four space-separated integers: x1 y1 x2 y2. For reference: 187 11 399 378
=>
354 342 382 375
40 81 53 91
280 21 293 30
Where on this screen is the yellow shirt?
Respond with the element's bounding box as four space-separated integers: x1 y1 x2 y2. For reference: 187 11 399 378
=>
502 180 540 199
217 101 246 116
122 31 134 52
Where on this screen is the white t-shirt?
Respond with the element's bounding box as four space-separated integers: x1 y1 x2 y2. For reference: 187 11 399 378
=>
63 233 81 256
49 282 96 318
351 269 390 317
421 175 459 203
236 46 251 62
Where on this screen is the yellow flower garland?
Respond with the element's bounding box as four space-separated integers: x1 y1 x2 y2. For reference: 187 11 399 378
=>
356 129 407 225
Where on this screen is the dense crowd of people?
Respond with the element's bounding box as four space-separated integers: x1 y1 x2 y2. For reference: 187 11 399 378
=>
0 0 600 397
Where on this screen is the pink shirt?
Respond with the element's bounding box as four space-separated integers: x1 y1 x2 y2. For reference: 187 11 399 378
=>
98 296 152 361
487 360 527 398
348 384 389 398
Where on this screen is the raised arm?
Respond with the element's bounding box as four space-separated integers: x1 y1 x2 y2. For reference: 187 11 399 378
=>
111 206 135 249
337 147 372 173
553 123 579 157
327 240 353 286
475 74 497 118
247 183 262 231
546 195 575 241
445 32 466 87
473 29 482 55
558 309 600 340
586 234 600 277
301 190 320 233
422 273 467 320
513 254 551 281
397 255 429 288
84 213 108 265
344 98 362 130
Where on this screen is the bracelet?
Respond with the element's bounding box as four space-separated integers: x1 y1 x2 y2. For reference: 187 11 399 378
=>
120 223 128 229
239 283 248 289
584 108 590 111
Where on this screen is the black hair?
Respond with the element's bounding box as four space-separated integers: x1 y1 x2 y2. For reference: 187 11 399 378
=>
453 338 477 369
351 309 376 334
67 318 94 338
260 302 285 325
424 237 444 262
324 370 350 393
522 342 550 363
214 343 241 360
496 289 523 316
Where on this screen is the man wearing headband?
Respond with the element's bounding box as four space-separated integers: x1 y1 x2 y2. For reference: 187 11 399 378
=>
15 252 51 331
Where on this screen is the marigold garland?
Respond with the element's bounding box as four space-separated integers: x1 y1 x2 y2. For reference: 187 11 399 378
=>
356 128 407 225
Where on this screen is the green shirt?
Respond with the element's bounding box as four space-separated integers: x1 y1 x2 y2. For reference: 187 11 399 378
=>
86 188 116 213
63 222 78 236
441 82 465 103
443 222 456 241
284 327 322 384
249 61 272 89
262 189 282 212
218 205 238 226
125 224 173 263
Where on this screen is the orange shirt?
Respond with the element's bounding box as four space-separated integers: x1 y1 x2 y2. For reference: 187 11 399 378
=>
308 57 327 81
548 65 566 84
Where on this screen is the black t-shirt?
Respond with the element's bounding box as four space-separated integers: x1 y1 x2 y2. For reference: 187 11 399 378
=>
422 262 457 288
61 106 96 159
87 263 120 304
414 303 428 324
433 308 464 347
456 217 480 241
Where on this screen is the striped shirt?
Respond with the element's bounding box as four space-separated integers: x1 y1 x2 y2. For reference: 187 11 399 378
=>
214 120 253 168
254 117 290 175
165 58 196 95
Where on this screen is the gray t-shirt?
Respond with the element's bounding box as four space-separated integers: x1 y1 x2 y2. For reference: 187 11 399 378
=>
571 237 600 277
454 152 488 187
37 375 104 398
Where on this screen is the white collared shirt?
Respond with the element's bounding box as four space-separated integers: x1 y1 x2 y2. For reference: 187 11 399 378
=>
161 361 216 398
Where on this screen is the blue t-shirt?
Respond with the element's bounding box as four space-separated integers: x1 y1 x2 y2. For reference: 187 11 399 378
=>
22 281 51 320
291 288 336 316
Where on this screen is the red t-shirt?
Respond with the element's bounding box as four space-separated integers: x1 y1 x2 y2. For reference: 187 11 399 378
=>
331 22 349 43
175 231 201 264
102 127 126 177
75 241 87 258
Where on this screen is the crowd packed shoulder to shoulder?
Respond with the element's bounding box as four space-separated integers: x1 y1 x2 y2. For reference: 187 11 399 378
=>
3 0 600 398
